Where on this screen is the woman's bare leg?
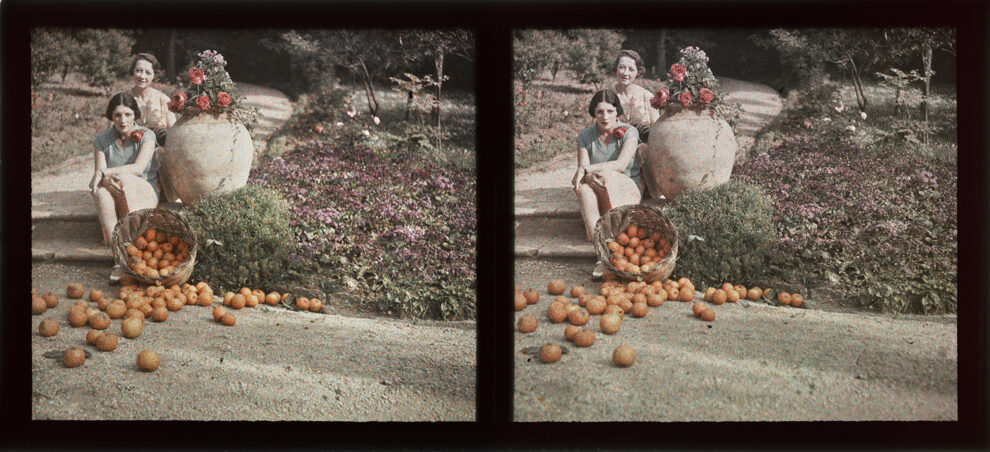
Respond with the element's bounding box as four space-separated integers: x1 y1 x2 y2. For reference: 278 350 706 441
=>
575 182 602 242
92 188 119 245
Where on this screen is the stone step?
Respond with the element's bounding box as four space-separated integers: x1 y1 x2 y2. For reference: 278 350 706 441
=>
32 220 113 263
31 199 186 264
515 234 596 259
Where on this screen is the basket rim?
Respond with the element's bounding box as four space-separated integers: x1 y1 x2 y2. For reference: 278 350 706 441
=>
111 207 198 286
593 204 679 282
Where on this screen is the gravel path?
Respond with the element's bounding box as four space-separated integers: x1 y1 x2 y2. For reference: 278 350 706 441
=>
32 263 476 421
513 259 956 422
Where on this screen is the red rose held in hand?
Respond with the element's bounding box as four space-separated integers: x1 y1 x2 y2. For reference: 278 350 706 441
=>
677 92 692 107
650 88 669 109
188 67 205 86
698 88 714 104
196 95 210 111
129 130 145 142
612 127 626 140
216 91 232 108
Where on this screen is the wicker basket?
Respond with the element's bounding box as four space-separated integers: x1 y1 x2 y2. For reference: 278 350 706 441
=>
111 207 197 286
592 204 679 282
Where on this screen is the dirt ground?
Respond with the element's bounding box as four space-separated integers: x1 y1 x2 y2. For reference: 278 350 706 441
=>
513 258 957 422
31 262 476 421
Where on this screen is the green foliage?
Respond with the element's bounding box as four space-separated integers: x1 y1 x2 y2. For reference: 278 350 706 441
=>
74 29 135 93
664 181 777 288
31 29 79 87
185 185 294 292
565 29 625 89
513 30 567 84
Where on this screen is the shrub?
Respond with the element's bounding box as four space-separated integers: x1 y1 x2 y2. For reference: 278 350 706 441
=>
664 181 777 288
75 29 135 93
185 185 294 292
31 29 79 88
564 29 624 89
250 141 476 321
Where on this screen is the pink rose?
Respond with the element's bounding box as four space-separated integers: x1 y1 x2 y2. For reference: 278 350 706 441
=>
196 95 210 111
188 67 205 86
216 91 232 108
803 120 811 129
129 130 145 142
650 88 669 109
677 92 692 107
611 127 626 140
519 101 526 107
698 88 714 104
670 64 686 77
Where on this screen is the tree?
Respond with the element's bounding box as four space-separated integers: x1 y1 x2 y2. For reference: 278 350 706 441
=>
274 30 403 117
397 30 473 128
75 29 135 93
881 28 955 125
512 30 563 85
564 29 625 90
759 29 888 111
31 28 79 87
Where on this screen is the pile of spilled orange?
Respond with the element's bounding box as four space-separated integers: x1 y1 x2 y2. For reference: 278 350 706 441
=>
604 224 673 275
123 228 192 279
515 275 808 368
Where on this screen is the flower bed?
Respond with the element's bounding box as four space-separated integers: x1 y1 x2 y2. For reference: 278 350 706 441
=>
733 137 957 313
249 141 477 320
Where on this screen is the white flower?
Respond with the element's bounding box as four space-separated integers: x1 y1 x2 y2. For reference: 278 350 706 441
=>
847 125 857 132
823 117 831 122
346 105 356 118
834 106 843 113
373 116 381 125
335 122 344 127
563 111 569 117
362 130 370 136
860 111 867 120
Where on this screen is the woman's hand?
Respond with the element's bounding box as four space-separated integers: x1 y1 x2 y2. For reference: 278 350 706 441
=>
583 170 607 193
571 167 587 192
89 170 104 195
100 174 125 199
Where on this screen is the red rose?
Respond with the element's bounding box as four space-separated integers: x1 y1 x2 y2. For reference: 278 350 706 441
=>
677 92 692 107
650 88 669 109
670 64 686 77
314 124 324 134
188 67 205 86
196 95 210 111
803 120 811 129
611 127 627 140
216 91 232 108
167 100 179 113
171 92 187 112
129 130 145 142
519 101 526 107
673 73 685 82
698 88 715 104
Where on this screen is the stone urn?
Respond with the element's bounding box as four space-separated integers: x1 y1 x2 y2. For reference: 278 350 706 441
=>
641 106 737 201
161 112 254 204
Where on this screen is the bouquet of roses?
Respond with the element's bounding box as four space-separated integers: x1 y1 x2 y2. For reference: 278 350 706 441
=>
649 46 742 124
168 50 260 129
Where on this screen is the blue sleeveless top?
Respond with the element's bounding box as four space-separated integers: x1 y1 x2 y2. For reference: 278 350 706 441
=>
94 126 158 193
576 122 642 191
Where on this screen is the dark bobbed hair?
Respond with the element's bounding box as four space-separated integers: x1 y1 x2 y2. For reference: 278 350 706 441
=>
587 89 624 117
614 50 646 76
105 92 142 121
129 53 163 82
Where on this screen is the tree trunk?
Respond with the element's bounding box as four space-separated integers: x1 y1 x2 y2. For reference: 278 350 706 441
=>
357 58 379 116
167 30 177 83
656 30 667 77
893 87 901 117
551 60 560 83
405 90 413 121
921 44 932 125
433 47 444 129
845 54 868 111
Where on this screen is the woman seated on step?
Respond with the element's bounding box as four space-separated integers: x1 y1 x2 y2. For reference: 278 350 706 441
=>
90 93 159 279
120 52 181 202
571 89 643 278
